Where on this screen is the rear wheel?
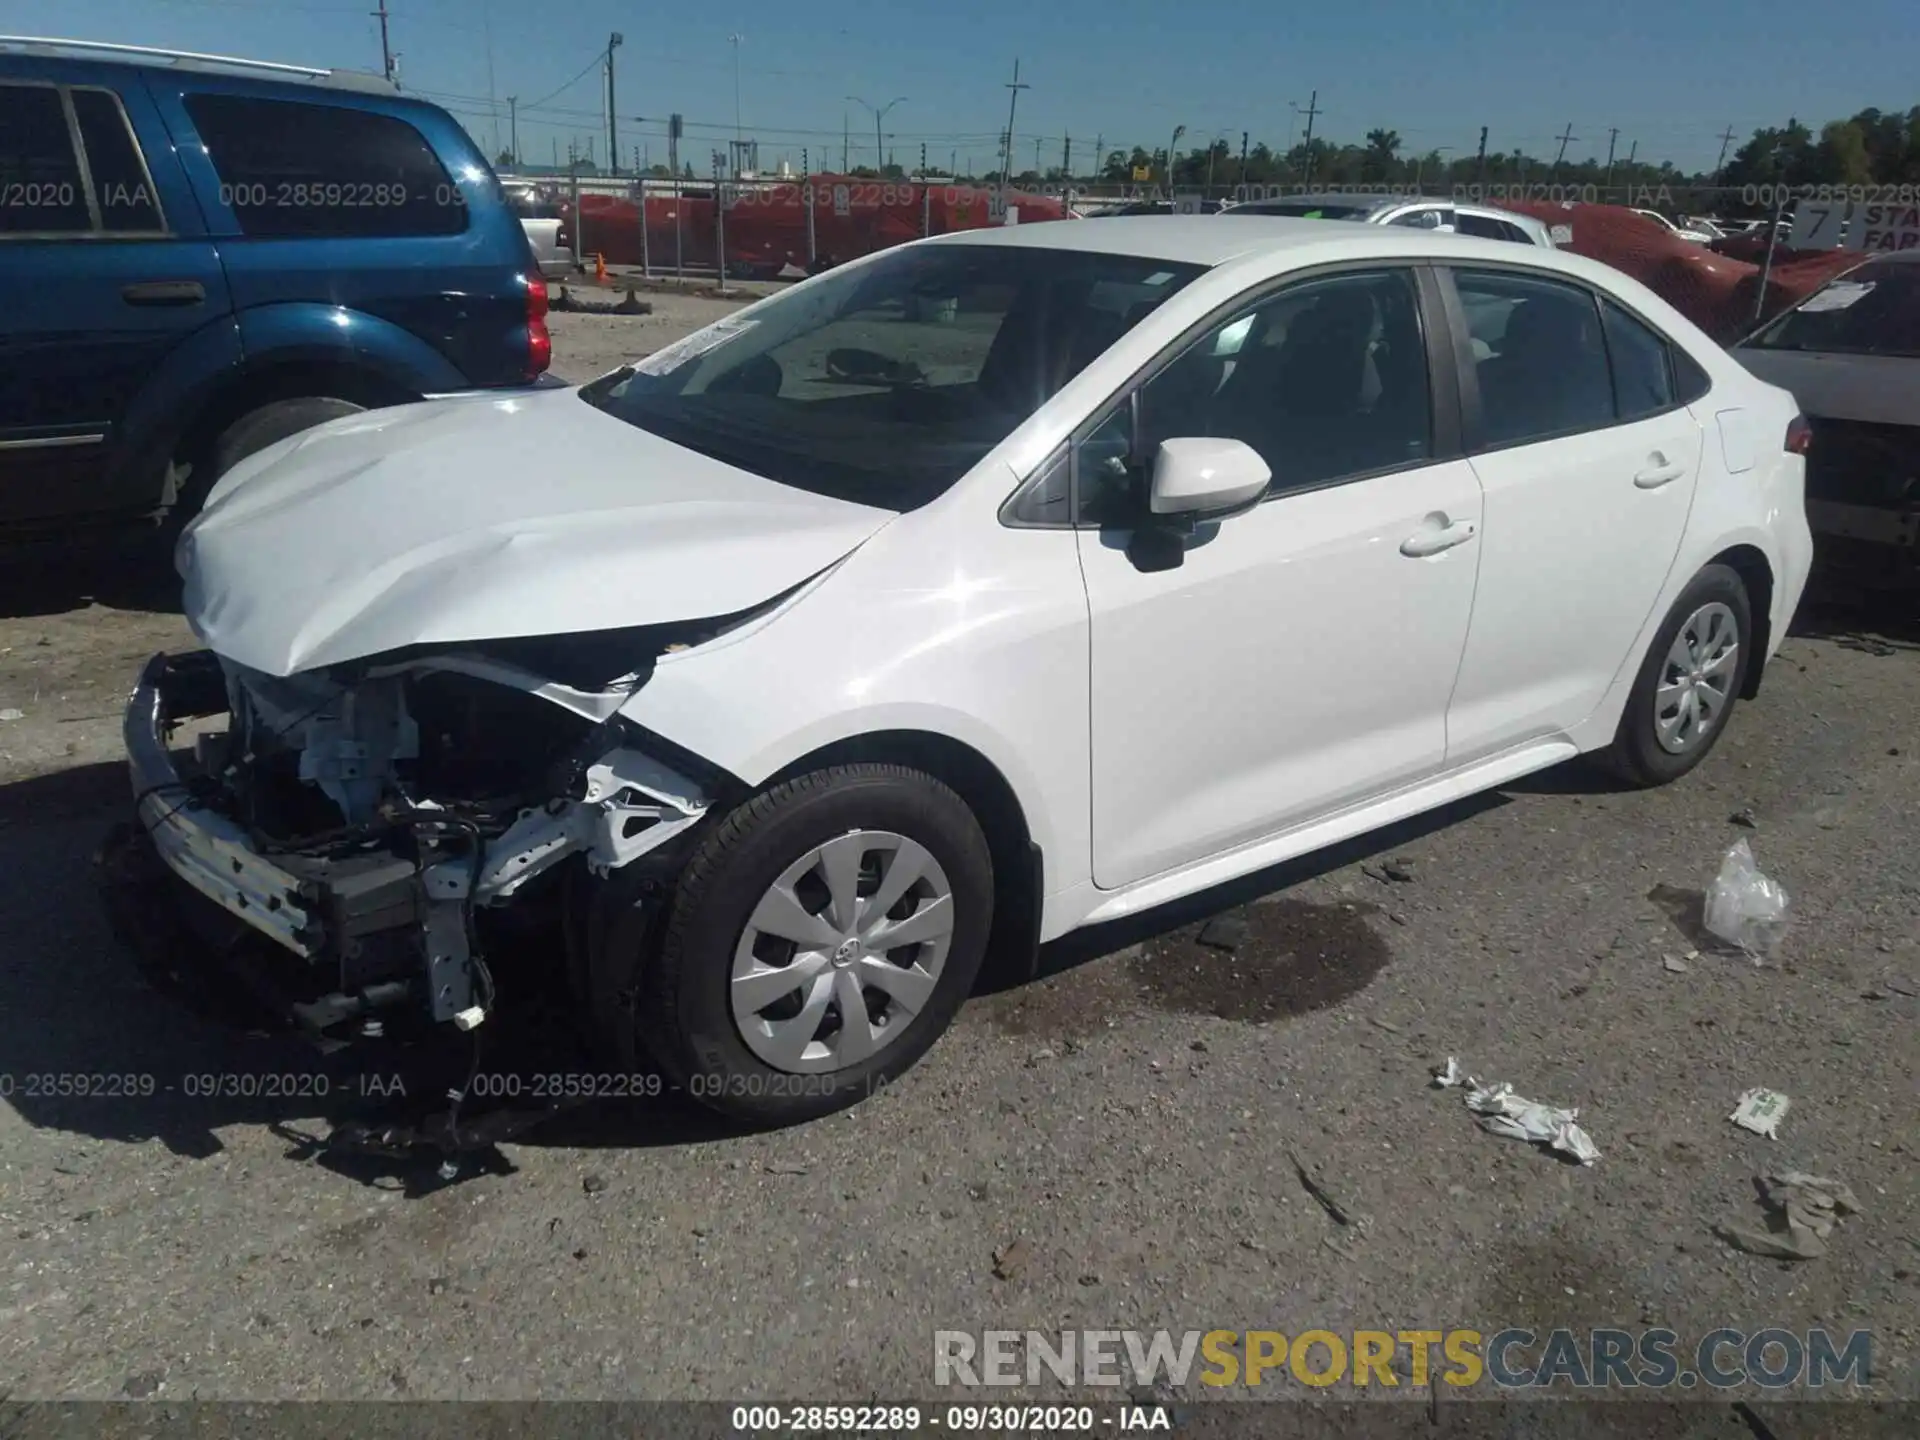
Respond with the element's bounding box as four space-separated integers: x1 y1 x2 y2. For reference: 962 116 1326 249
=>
587 764 994 1124
1599 563 1752 787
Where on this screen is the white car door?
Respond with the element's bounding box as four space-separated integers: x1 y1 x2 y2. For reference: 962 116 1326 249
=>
1441 267 1706 764
1075 267 1485 891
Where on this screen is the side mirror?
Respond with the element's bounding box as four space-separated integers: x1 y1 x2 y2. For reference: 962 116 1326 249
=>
1148 437 1271 517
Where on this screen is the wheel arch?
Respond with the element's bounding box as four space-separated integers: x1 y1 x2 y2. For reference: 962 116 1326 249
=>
170 359 421 480
1709 542 1775 699
763 729 1045 989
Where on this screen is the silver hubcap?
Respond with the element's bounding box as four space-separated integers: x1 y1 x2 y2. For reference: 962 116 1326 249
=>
1655 601 1739 755
730 829 955 1074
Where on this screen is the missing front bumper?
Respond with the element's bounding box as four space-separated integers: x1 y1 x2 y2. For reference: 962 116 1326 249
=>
123 650 713 1031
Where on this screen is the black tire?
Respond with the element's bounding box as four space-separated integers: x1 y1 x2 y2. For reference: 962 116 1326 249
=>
151 396 367 565
588 764 994 1124
209 396 367 485
1599 563 1752 788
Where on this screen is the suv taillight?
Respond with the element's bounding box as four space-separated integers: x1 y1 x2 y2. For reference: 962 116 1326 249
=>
526 273 552 377
1785 414 1812 456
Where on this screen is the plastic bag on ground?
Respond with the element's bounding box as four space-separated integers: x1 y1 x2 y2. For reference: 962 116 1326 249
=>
1702 839 1791 961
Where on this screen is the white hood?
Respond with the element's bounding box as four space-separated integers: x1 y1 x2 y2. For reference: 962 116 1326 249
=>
179 388 894 677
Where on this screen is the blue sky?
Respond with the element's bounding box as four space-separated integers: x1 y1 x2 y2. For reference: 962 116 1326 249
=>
8 0 1915 173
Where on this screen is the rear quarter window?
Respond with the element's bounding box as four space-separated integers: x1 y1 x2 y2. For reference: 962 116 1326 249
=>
184 93 468 238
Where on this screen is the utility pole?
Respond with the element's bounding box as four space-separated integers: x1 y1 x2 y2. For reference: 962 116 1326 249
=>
1239 130 1250 191
606 32 624 177
1474 125 1489 189
1714 125 1737 184
1062 134 1071 179
1033 136 1043 175
842 113 850 173
1552 121 1576 175
1604 126 1618 190
1000 57 1029 193
507 97 518 167
729 34 744 148
371 0 394 82
1298 90 1320 182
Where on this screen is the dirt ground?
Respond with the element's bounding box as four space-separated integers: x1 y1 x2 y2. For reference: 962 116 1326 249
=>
0 307 1914 1421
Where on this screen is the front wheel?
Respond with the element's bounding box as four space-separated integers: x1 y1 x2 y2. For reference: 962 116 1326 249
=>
1599 563 1752 787
591 764 995 1124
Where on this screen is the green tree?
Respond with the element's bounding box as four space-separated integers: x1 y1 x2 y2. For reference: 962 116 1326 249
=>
1362 128 1402 181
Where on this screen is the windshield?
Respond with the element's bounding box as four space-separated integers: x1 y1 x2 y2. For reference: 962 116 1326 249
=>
1746 260 1920 357
578 244 1204 511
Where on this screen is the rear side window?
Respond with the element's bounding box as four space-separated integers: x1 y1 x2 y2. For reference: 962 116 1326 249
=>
0 83 90 234
1455 269 1614 447
71 88 164 232
1601 300 1675 420
184 93 466 238
1458 212 1529 244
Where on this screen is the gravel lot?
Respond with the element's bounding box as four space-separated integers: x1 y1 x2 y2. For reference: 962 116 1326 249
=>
0 306 1914 1418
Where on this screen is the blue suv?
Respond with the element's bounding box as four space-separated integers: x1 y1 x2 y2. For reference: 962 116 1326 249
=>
0 36 552 543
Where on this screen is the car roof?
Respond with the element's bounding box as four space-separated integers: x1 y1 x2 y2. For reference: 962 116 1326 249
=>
926 214 1565 268
0 34 397 94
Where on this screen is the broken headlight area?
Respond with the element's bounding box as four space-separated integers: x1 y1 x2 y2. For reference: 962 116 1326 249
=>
124 645 719 1043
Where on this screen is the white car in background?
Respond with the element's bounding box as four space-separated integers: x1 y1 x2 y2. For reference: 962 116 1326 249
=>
1633 208 1716 243
130 218 1813 1126
1222 192 1558 246
1734 250 1920 583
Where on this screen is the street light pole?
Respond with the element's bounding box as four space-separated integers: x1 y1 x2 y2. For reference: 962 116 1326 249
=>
847 94 907 174
1165 124 1185 192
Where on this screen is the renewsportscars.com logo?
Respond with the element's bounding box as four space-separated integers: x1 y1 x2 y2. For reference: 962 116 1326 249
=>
933 1328 1873 1392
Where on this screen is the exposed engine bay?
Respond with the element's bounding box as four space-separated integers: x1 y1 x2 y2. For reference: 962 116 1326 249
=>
124 633 732 1044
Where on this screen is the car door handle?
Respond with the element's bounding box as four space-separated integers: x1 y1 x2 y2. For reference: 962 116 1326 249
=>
122 281 205 307
1634 459 1686 488
1399 520 1477 557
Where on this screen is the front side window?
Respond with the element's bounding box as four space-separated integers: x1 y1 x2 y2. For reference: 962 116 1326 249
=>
1391 207 1453 230
1078 268 1433 523
184 93 466 238
1455 270 1614 446
0 83 89 234
580 244 1203 512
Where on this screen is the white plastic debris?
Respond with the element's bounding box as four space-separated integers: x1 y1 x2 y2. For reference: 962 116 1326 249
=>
1429 1058 1599 1164
1728 1087 1790 1139
1702 839 1791 961
0 708 21 721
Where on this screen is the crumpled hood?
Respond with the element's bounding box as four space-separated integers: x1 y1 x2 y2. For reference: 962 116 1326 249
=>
179 388 894 677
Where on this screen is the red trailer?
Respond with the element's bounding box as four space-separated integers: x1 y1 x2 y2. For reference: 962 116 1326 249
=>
564 177 1073 277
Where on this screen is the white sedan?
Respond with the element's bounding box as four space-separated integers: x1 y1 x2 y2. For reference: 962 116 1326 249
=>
130 218 1814 1124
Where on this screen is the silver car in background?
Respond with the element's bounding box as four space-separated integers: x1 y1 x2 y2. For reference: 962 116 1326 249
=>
1220 192 1557 247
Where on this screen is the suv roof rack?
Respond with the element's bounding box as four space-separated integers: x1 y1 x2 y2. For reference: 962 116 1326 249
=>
0 35 399 94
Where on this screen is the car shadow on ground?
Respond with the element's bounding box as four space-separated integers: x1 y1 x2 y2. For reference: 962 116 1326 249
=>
1 743 1617 1190
0 546 183 619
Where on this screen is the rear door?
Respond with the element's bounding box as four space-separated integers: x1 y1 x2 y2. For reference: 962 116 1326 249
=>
0 66 229 522
1440 266 1706 764
150 83 535 387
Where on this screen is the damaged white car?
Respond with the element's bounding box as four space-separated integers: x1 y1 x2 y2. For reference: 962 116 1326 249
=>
124 218 1813 1123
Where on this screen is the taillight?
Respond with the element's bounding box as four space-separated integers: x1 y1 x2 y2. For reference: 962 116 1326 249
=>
525 273 552 377
1785 415 1812 456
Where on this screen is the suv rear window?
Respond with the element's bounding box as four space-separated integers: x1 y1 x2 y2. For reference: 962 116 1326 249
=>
184 93 467 239
0 83 90 233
